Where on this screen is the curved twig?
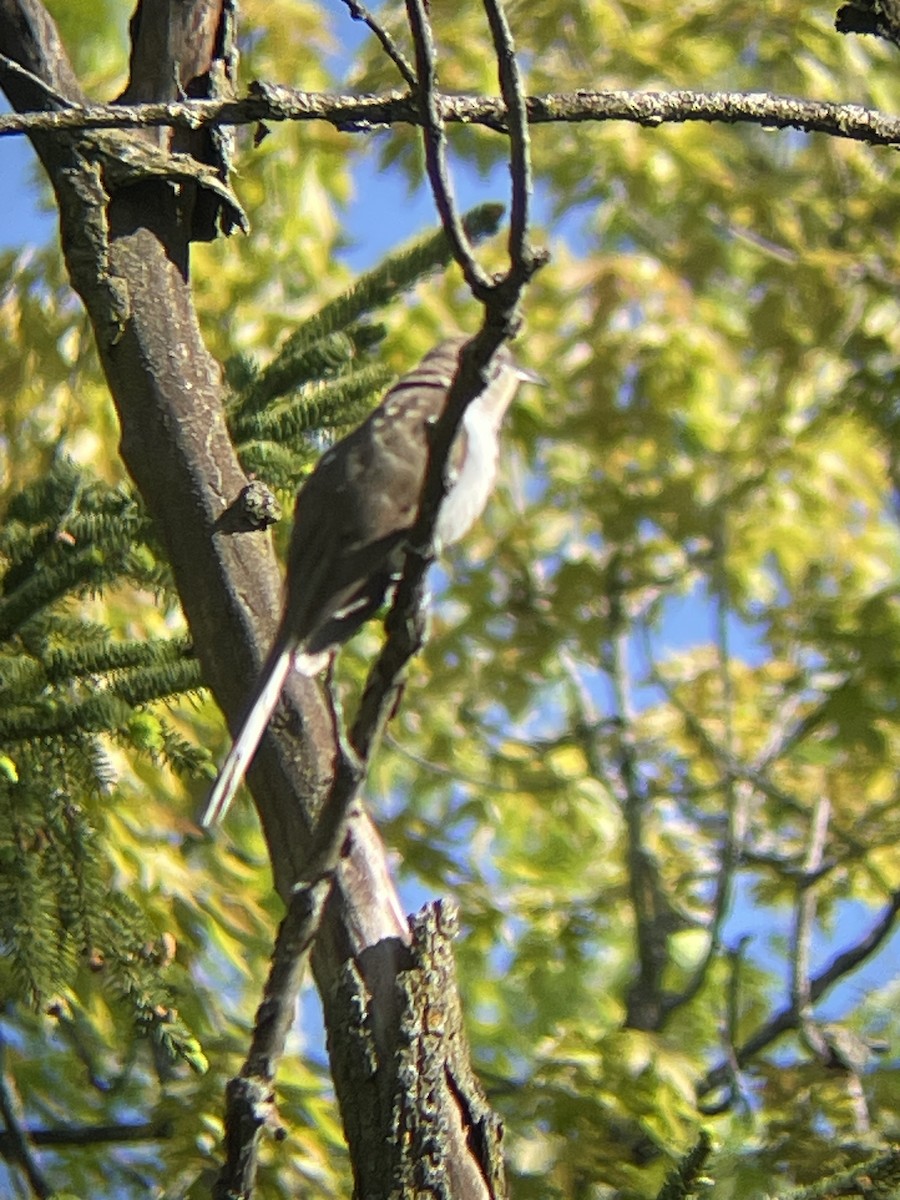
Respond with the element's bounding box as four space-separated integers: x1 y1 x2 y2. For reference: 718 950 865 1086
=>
337 0 416 89
482 0 531 264
405 0 493 295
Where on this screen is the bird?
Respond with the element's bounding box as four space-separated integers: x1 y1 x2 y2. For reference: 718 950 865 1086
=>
201 336 541 828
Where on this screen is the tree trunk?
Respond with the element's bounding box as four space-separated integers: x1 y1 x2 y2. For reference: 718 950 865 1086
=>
0 3 504 1195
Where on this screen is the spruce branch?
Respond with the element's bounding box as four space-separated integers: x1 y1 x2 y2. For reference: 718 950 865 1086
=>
655 1131 713 1200
156 720 212 778
97 893 207 1072
0 543 136 642
105 656 204 710
43 633 195 685
0 1118 169 1152
226 201 508 477
231 441 316 493
230 363 395 446
776 1146 900 1200
0 658 204 745
231 327 383 419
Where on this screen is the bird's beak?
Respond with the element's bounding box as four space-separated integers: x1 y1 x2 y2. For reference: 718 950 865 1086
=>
516 365 546 386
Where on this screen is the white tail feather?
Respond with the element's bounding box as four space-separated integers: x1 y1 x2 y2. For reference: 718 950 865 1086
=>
200 638 296 828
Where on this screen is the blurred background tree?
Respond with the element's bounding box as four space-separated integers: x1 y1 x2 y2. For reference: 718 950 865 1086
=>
0 0 897 1197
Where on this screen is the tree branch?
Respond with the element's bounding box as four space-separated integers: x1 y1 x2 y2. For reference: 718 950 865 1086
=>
405 0 493 295
0 1036 52 1200
836 0 900 48
338 0 416 89
2 85 900 148
651 660 873 879
616 653 671 1027
0 2 85 107
655 525 751 1020
362 0 544 738
791 795 833 1060
697 888 900 1101
481 0 532 263
215 876 334 1200
0 1120 169 1151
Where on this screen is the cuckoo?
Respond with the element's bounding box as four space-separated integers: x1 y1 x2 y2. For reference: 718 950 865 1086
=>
201 336 540 827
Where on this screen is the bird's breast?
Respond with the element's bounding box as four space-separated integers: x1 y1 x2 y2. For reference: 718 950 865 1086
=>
435 407 500 546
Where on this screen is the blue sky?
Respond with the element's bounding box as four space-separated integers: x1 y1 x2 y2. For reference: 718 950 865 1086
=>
1 117 55 248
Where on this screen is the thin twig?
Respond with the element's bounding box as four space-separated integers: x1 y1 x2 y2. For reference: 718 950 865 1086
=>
481 0 532 266
791 794 832 1060
347 335 509 775
606 575 673 1031
558 648 625 803
212 632 399 1192
338 0 417 88
647 657 869 876
0 50 72 108
0 1120 168 1150
360 0 543 755
213 671 373 1192
219 5 544 1182
657 521 750 1018
697 887 900 1100
404 0 493 295
332 0 549 890
384 732 564 793
212 552 423 1194
720 936 754 1115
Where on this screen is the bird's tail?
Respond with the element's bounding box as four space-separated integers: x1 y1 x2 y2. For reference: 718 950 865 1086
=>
200 636 296 828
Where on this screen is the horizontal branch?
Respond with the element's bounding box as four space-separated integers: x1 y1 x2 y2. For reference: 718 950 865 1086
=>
0 1120 167 1151
1 83 899 147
